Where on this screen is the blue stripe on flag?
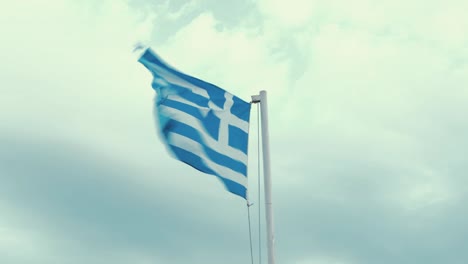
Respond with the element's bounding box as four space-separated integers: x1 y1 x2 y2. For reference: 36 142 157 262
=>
153 81 210 108
228 125 249 154
221 177 247 199
231 96 251 122
178 89 210 107
170 145 247 198
170 144 217 175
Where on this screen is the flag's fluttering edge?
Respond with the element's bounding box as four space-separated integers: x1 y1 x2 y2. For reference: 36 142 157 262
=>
139 48 251 199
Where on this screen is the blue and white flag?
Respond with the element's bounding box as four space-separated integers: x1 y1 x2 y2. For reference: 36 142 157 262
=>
139 48 251 199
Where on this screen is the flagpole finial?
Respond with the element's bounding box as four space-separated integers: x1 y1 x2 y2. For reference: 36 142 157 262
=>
251 94 261 103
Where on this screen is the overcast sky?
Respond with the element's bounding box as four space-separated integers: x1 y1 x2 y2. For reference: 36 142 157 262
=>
2 0 468 263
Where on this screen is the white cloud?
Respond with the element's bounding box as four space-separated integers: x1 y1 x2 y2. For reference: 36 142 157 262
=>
0 0 158 158
2 0 468 263
156 12 290 103
258 0 317 28
137 0 468 219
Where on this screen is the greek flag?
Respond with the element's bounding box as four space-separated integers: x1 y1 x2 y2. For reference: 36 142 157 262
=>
138 48 251 199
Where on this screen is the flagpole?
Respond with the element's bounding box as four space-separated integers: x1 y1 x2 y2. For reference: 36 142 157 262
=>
252 90 276 264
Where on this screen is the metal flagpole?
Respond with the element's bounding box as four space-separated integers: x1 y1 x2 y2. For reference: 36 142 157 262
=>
252 90 276 264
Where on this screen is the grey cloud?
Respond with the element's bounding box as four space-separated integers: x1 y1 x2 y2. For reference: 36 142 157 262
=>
0 133 256 264
3 0 468 263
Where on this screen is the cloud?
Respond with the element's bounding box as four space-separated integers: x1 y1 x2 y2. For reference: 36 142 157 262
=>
257 0 317 28
2 0 468 263
0 132 254 264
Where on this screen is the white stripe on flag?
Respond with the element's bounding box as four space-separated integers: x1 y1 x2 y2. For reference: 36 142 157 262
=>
169 132 248 187
159 105 248 163
167 94 250 133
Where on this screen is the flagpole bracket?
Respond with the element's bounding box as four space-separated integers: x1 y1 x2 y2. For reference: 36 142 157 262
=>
251 94 261 104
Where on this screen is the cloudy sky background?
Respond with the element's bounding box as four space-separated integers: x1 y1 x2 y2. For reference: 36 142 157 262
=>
2 0 468 263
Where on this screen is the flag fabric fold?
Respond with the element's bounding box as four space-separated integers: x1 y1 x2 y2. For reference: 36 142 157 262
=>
139 48 251 198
